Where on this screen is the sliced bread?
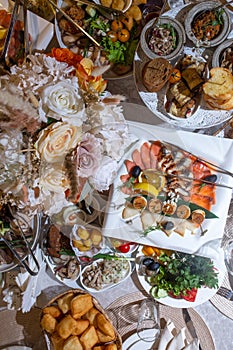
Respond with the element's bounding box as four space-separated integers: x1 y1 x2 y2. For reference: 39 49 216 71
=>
203 67 233 101
142 58 173 92
204 93 233 111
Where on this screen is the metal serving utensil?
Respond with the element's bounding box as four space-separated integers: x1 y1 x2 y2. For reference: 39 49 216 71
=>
46 0 101 47
0 207 41 276
162 140 233 178
142 168 233 190
0 0 21 68
151 0 168 27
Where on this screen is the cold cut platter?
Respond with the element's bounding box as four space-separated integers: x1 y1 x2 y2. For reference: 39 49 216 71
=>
103 121 233 257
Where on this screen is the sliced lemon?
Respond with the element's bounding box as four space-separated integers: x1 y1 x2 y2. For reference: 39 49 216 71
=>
133 182 159 197
139 169 166 191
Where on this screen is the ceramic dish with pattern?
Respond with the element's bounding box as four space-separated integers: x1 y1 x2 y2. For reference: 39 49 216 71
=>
212 38 233 74
140 16 186 61
185 1 231 48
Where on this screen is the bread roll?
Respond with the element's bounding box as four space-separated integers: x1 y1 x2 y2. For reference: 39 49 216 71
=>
142 58 172 92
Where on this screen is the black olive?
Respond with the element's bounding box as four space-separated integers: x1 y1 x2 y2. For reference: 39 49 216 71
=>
162 221 175 230
203 174 217 183
147 261 160 272
142 257 154 267
131 166 141 178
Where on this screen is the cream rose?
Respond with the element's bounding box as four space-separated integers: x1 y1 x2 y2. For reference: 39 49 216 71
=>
35 122 82 163
39 164 69 193
39 80 86 126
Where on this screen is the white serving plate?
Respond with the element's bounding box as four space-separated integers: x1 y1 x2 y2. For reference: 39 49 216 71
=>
80 258 132 293
122 331 157 350
45 254 81 288
135 246 226 308
103 120 233 257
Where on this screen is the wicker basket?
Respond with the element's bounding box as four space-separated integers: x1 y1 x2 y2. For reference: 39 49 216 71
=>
41 288 122 350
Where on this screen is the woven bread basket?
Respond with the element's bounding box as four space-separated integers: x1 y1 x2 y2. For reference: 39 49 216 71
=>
41 288 122 350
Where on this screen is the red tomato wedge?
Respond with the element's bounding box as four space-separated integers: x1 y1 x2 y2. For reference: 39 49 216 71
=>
181 288 198 302
169 288 198 302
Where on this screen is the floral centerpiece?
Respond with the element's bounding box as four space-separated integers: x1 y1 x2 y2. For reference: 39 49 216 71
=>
0 48 131 220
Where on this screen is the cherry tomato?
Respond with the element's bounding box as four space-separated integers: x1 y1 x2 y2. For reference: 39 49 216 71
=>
118 28 130 42
107 31 118 43
111 19 123 32
118 243 130 253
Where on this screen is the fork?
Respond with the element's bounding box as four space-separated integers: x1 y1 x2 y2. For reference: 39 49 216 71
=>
216 286 233 301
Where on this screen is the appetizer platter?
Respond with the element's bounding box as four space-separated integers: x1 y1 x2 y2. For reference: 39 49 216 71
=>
134 2 233 129
43 222 133 290
55 0 144 79
103 121 233 257
135 245 225 308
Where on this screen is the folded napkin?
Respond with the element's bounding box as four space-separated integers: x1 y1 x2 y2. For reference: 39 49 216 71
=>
158 319 200 350
158 319 176 350
15 244 46 313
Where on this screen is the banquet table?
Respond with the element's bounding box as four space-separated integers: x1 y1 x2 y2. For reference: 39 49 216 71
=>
1 0 233 349
0 98 233 350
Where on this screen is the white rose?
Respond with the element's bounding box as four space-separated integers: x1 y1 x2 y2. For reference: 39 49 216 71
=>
35 122 82 163
90 156 118 191
39 80 86 126
39 164 69 193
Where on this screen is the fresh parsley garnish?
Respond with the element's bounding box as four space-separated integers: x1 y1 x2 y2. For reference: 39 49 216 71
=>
147 252 219 298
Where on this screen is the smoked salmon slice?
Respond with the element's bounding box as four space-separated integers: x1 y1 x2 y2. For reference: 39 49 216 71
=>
132 149 145 170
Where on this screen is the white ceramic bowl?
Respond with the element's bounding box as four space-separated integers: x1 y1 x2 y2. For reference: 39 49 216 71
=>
140 16 186 61
185 1 231 47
